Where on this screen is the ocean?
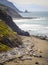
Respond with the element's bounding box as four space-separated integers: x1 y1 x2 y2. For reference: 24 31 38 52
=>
13 12 48 37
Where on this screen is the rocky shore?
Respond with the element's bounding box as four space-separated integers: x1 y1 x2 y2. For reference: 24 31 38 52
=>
0 37 34 63
0 36 48 65
33 34 48 41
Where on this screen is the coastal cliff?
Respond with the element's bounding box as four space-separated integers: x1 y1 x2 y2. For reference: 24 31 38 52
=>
0 9 29 36
0 4 22 18
0 8 29 52
0 19 23 52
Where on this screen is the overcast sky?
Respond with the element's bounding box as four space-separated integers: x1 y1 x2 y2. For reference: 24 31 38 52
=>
8 0 48 6
8 0 48 11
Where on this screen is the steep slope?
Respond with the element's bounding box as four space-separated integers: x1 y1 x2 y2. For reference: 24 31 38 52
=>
0 0 21 12
0 19 23 52
0 9 29 36
0 4 22 18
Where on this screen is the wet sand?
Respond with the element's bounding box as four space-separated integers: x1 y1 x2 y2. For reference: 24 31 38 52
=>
4 36 48 65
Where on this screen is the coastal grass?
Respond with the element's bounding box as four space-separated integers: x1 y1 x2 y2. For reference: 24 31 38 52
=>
0 20 22 52
0 19 15 36
0 43 11 52
0 20 13 52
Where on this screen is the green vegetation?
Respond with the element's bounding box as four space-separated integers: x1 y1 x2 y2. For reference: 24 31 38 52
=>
0 5 23 52
0 20 22 52
0 20 15 36
0 42 10 52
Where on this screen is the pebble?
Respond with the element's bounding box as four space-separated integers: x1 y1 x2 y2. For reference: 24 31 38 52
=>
35 62 39 64
0 43 36 63
39 55 42 58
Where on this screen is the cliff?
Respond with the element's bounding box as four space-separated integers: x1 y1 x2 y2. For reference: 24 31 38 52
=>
0 4 22 18
0 0 21 12
0 19 23 52
0 8 29 52
0 9 29 36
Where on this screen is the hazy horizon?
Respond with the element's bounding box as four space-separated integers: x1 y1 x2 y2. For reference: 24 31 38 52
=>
8 0 48 11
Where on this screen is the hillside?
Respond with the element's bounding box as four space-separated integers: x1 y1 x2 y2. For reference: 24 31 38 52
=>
0 9 29 36
0 0 21 12
0 19 23 52
0 8 29 52
0 4 22 18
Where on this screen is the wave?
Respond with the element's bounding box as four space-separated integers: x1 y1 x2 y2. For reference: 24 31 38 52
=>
13 18 48 38
17 24 48 32
13 17 48 24
13 17 48 22
13 19 28 22
32 17 48 20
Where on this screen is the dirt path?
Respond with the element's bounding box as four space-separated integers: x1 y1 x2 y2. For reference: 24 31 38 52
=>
4 36 48 65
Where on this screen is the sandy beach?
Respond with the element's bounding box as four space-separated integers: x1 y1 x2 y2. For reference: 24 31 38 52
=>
3 36 48 65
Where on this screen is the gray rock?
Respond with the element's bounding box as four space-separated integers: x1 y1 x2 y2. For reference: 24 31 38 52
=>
0 63 4 65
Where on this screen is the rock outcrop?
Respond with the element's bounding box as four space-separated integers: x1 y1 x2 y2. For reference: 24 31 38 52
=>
0 19 23 52
0 9 29 36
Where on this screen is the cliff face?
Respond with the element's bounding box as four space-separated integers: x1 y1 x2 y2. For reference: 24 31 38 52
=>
0 9 29 36
0 0 23 18
0 19 23 52
0 0 21 12
0 8 29 52
0 4 22 18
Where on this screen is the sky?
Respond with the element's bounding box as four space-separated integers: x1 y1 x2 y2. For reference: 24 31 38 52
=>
8 0 48 11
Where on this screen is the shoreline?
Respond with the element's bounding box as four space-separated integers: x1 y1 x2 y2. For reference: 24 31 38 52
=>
31 35 48 41
13 16 48 20
13 18 48 41
0 35 48 65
